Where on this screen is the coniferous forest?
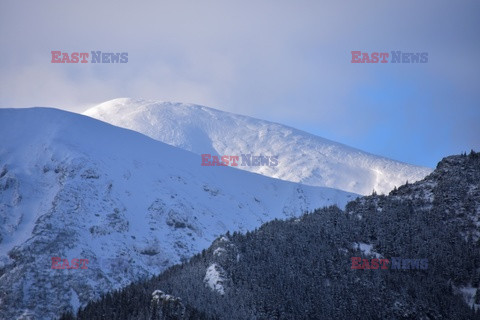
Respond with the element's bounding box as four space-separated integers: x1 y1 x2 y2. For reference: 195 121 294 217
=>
61 152 480 319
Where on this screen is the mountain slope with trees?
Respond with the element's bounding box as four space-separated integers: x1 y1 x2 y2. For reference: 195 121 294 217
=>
68 151 480 319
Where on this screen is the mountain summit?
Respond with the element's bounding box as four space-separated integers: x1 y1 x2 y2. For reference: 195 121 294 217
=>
84 98 431 195
0 107 354 319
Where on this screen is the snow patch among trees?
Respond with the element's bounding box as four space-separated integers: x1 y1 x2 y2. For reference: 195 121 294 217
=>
204 263 226 295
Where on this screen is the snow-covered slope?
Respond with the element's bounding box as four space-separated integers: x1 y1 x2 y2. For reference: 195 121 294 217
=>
84 98 432 195
0 108 355 319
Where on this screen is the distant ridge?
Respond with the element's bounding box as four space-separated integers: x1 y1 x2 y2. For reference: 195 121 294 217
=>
85 98 432 195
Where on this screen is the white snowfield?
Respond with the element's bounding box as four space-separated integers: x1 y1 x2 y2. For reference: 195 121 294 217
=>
84 98 432 196
0 107 355 319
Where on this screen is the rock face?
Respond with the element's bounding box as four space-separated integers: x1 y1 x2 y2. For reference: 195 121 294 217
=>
0 107 355 319
151 290 186 320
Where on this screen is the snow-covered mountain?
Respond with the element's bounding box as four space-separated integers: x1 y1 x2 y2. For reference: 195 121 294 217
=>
84 98 432 195
73 152 480 319
0 107 355 319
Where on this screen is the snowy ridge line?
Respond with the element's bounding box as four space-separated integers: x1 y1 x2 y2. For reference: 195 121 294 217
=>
84 98 432 195
0 107 357 319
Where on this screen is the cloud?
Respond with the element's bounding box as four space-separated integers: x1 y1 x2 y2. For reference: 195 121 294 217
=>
1 0 479 166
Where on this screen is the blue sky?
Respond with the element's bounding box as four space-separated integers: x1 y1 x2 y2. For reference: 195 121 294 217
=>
0 0 478 167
